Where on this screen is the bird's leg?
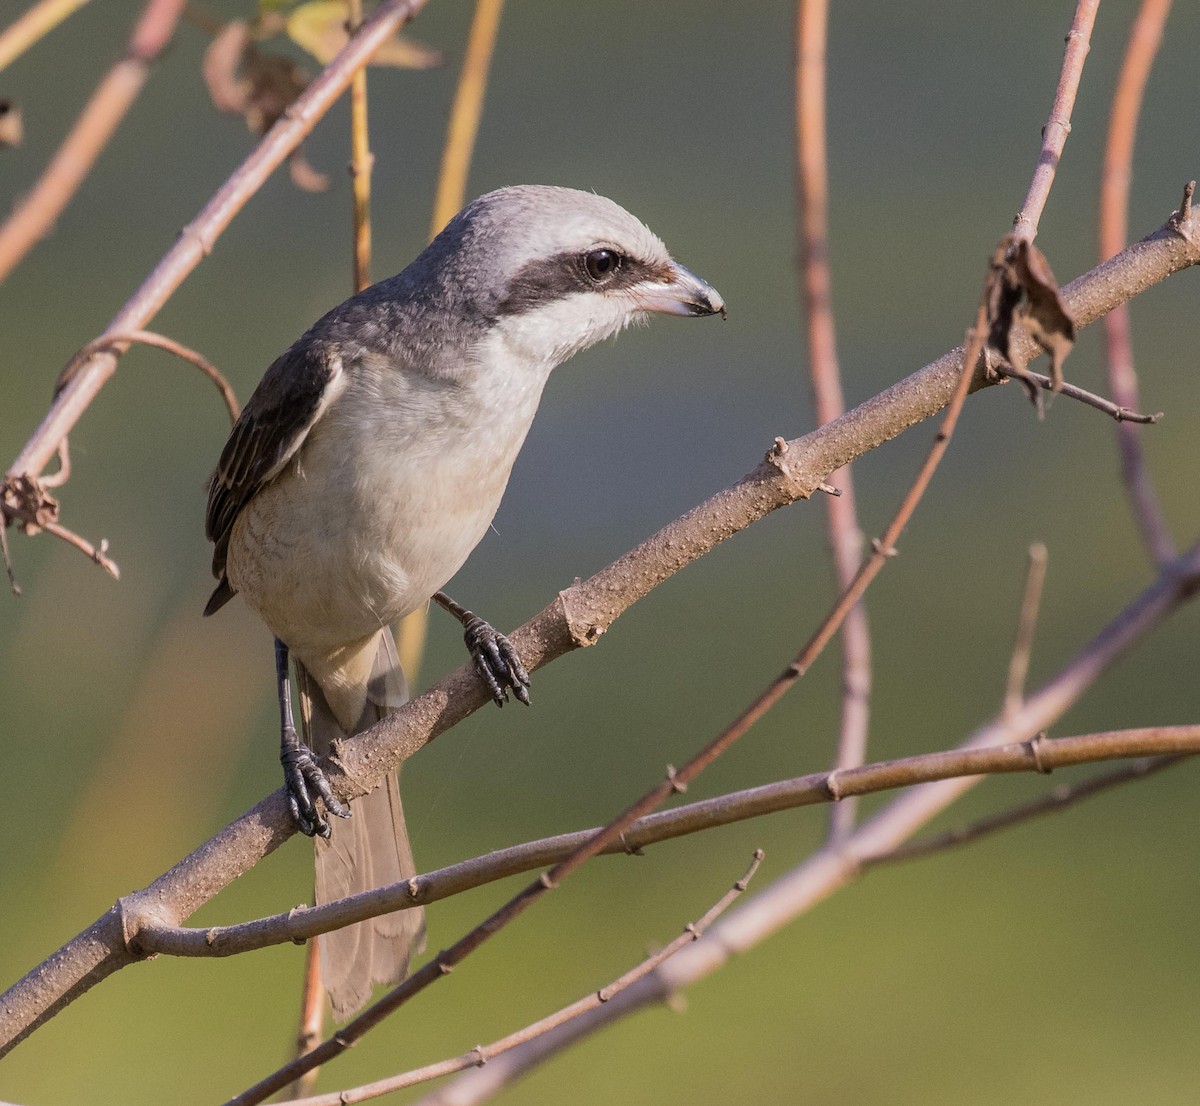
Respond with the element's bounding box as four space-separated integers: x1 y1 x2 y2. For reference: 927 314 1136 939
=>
432 592 531 706
275 637 350 838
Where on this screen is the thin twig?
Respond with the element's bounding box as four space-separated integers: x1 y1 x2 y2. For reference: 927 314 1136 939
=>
1100 0 1175 566
418 547 1200 1105
134 724 1200 960
271 852 764 1106
5 0 434 485
286 0 377 1084
864 755 1186 868
0 0 186 283
989 363 1161 423
0 0 92 73
795 0 870 843
348 0 373 294
396 0 507 685
1013 0 1100 239
429 0 505 236
55 329 239 424
3 209 1198 1059
287 941 325 1103
1003 543 1048 721
38 521 118 578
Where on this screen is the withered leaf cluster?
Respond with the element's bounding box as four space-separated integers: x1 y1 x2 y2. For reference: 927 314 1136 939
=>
985 235 1077 406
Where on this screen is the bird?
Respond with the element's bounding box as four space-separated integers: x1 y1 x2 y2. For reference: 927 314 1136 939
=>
203 184 725 1019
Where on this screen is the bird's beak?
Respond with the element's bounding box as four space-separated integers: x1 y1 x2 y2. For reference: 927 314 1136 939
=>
633 263 727 319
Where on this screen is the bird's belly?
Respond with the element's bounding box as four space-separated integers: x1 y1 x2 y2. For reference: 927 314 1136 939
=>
226 450 507 661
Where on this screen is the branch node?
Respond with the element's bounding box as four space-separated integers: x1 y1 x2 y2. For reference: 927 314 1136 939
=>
871 538 898 558
666 765 688 794
617 832 645 857
1169 180 1197 242
539 871 559 890
826 770 844 803
1027 732 1052 774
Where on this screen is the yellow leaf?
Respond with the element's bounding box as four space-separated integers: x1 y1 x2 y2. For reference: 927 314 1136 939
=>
286 1 442 68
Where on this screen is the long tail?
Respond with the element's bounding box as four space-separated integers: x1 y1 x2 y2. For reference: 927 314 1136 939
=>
297 627 426 1022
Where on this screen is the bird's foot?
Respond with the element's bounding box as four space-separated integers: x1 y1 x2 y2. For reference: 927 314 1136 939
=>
462 614 531 706
280 731 351 838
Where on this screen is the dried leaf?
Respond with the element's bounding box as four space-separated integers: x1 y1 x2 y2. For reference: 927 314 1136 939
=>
202 20 251 115
286 0 441 68
985 236 1077 404
1011 238 1076 391
202 20 326 190
0 99 23 149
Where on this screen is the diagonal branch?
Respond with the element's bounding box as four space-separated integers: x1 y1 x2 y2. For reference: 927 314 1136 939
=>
0 0 92 73
0 0 186 283
134 724 1200 959
415 542 1200 1105
4 0 433 485
1013 0 1100 239
1 209 1196 1057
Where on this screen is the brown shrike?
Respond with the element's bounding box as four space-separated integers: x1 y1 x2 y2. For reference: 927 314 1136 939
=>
204 185 725 1018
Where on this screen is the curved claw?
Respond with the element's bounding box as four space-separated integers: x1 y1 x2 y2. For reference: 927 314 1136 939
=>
461 614 531 707
281 734 350 838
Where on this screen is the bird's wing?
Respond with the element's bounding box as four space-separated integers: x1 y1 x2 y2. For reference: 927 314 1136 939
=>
205 339 346 604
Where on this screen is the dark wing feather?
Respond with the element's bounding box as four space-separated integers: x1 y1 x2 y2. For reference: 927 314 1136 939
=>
204 339 344 614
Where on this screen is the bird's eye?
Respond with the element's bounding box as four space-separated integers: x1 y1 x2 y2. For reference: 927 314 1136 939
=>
584 248 621 282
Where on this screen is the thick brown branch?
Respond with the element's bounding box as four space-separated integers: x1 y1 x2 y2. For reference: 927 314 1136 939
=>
1 215 1197 1057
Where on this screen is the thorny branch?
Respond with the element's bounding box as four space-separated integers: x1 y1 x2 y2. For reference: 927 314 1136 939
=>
2 205 1197 1058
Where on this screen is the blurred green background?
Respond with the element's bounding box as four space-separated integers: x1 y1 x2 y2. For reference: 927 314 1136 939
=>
3 1 1200 1102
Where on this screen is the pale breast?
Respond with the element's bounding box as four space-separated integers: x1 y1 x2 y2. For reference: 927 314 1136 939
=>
226 344 550 665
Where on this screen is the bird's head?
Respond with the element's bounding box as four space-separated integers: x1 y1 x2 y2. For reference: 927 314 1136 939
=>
427 185 725 370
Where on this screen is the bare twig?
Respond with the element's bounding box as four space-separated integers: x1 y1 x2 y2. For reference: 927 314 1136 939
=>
795 0 870 842
287 941 325 1102
864 755 1186 867
989 362 1161 422
55 329 239 423
270 852 763 1106
134 725 1200 960
5 0 433 486
1100 0 1175 565
419 545 1200 1104
0 0 92 73
2 213 1198 1058
0 0 186 283
1003 543 1048 720
430 0 505 235
286 0 378 1082
347 0 373 294
1013 0 1101 239
395 0 507 686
